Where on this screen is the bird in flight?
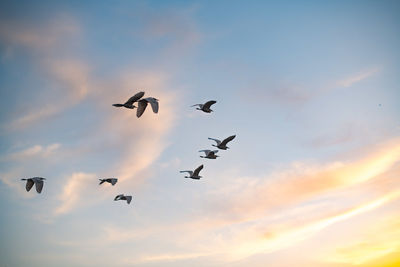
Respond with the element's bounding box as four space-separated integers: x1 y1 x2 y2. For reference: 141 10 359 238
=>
114 194 132 204
99 178 118 186
21 177 46 193
137 97 159 118
199 150 219 159
191 100 217 113
180 164 204 180
208 135 236 150
112 91 145 109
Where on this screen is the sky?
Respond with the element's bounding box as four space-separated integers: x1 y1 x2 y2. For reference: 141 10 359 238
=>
0 0 399 266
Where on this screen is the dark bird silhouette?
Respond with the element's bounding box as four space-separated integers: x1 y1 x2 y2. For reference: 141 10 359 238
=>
180 165 204 179
21 177 46 193
137 97 159 118
208 135 236 150
199 150 219 159
99 178 118 186
114 194 132 204
191 100 217 113
113 91 145 109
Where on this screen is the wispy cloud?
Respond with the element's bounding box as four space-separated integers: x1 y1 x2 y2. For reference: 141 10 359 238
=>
83 138 400 265
0 15 80 51
230 193 398 263
1 143 60 161
53 70 179 216
54 172 97 215
0 16 91 130
205 138 400 224
336 67 380 88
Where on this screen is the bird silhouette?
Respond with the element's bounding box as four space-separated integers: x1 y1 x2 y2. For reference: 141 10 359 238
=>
114 194 132 204
137 97 159 118
21 177 46 193
113 91 145 109
180 165 204 179
199 150 219 159
208 135 236 150
99 178 118 186
191 100 217 113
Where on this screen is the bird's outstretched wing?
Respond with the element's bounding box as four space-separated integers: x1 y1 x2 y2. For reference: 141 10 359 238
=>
35 180 44 193
125 91 145 105
210 150 218 155
208 137 221 145
203 100 217 110
25 179 34 192
125 196 132 204
110 178 118 185
137 100 148 117
199 150 211 154
180 170 193 176
193 165 204 177
220 135 236 147
147 98 159 113
191 104 201 107
114 194 123 201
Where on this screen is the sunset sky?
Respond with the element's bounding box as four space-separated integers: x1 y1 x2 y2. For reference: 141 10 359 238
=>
0 1 399 266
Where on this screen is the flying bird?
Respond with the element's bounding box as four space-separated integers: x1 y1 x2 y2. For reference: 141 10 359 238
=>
180 164 204 180
114 194 132 204
199 150 219 159
21 177 46 193
208 135 236 150
99 178 118 186
137 97 159 118
113 91 145 109
191 100 217 113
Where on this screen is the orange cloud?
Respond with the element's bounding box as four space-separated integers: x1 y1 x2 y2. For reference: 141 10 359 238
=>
208 138 400 223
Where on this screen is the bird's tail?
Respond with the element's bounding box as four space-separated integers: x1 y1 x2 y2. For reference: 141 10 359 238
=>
112 104 124 107
99 179 105 185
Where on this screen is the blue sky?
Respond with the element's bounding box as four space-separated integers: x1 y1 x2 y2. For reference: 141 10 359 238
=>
0 1 400 266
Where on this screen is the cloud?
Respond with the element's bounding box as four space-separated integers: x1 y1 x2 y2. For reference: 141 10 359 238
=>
1 143 60 161
54 172 97 215
53 70 179 216
109 138 400 263
219 190 400 261
336 67 380 88
8 57 91 130
0 16 91 130
203 138 400 224
0 15 80 52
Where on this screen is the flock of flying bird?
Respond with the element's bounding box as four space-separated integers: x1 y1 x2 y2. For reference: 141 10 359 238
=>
20 92 236 205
